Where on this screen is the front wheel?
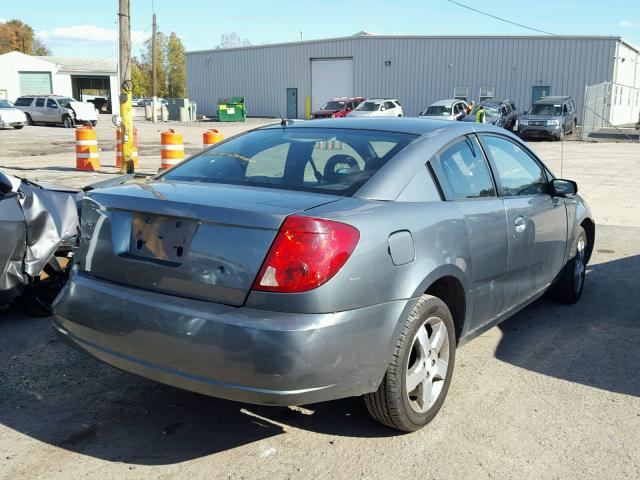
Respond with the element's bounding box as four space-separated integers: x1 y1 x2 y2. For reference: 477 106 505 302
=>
20 247 72 317
62 116 73 128
13 125 24 130
25 113 33 126
550 226 587 303
364 295 456 431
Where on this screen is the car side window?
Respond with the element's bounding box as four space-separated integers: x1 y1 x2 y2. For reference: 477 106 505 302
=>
385 101 395 110
482 135 548 197
47 99 57 108
35 98 45 107
436 137 496 199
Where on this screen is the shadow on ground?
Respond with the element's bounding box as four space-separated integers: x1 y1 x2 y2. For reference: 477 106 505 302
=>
495 253 640 397
0 308 393 466
1 253 637 465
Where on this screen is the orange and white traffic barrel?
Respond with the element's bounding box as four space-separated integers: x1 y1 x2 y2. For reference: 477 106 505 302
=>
116 128 139 169
160 129 184 170
75 126 100 171
203 129 224 149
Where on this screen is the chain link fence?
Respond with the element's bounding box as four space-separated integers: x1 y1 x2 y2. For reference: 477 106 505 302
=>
581 82 640 141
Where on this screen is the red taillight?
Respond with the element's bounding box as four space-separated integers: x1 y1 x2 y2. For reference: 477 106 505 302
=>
252 215 360 293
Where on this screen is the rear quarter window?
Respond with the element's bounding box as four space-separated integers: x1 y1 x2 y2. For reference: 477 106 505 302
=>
14 97 33 106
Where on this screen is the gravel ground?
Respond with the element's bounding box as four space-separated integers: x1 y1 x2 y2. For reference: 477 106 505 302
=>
0 117 639 480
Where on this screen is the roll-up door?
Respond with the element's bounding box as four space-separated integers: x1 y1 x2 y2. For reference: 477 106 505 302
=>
19 72 53 95
311 58 353 111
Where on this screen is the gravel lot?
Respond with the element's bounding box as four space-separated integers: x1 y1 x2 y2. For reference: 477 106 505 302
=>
0 116 639 480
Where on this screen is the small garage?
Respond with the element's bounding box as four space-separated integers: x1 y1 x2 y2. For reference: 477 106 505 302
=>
0 51 118 114
311 58 354 111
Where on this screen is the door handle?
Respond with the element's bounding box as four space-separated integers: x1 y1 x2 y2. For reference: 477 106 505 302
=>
514 216 526 233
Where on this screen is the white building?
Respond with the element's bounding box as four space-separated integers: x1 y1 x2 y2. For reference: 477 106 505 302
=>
0 51 118 113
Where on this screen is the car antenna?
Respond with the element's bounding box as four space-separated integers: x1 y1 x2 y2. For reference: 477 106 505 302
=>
279 111 287 127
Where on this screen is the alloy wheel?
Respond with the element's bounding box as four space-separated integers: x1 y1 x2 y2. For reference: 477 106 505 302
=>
574 235 586 293
405 316 450 414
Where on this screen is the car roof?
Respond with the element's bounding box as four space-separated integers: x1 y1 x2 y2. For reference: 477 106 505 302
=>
429 99 463 106
364 98 397 102
260 117 503 136
536 96 572 104
19 95 68 98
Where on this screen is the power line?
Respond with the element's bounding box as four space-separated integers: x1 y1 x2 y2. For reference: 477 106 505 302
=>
444 0 557 36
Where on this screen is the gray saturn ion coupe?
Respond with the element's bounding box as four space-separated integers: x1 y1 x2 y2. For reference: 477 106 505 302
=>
53 118 594 432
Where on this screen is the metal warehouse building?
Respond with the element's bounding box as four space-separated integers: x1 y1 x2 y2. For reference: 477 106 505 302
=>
186 34 640 125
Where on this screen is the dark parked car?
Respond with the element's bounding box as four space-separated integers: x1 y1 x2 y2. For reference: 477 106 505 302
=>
0 171 77 315
519 96 577 141
463 99 518 130
54 118 594 432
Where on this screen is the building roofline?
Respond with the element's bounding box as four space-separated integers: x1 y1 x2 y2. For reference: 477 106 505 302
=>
186 34 629 55
619 37 640 53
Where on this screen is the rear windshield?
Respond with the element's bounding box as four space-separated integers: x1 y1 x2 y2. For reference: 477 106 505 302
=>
0 100 13 108
161 127 417 196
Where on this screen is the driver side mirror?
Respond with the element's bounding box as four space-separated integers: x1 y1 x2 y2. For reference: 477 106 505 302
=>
0 172 20 195
550 178 577 196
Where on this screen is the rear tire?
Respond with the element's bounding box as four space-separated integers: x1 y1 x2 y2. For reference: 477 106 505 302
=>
550 226 587 304
13 125 24 129
364 294 456 432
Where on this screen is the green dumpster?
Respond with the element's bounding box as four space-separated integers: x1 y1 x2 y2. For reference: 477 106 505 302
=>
217 97 246 122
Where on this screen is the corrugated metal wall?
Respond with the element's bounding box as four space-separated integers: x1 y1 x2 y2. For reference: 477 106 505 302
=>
186 36 618 119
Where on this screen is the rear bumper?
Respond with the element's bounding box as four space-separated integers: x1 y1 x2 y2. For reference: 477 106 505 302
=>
53 270 408 406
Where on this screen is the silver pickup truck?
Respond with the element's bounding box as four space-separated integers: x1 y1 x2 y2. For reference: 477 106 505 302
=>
14 95 98 128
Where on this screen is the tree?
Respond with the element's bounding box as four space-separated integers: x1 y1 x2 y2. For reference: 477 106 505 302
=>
0 19 51 55
140 31 168 97
166 33 185 97
32 36 51 56
135 30 186 98
131 58 150 97
216 32 251 49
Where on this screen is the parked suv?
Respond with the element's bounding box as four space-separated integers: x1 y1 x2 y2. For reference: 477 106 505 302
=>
519 96 577 141
347 98 403 117
312 97 365 119
14 95 98 128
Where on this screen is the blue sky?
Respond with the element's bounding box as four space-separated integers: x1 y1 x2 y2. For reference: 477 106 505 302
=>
2 0 639 58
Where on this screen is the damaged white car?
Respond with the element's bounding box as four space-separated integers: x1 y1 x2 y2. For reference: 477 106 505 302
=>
14 95 99 128
0 99 28 129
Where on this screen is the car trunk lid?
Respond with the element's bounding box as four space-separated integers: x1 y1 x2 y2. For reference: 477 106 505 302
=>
77 180 341 306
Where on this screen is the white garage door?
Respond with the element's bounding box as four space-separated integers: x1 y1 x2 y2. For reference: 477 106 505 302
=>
19 72 52 96
311 58 353 111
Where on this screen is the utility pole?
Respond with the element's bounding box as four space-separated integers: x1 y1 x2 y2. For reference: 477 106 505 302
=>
151 13 157 123
118 0 134 173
